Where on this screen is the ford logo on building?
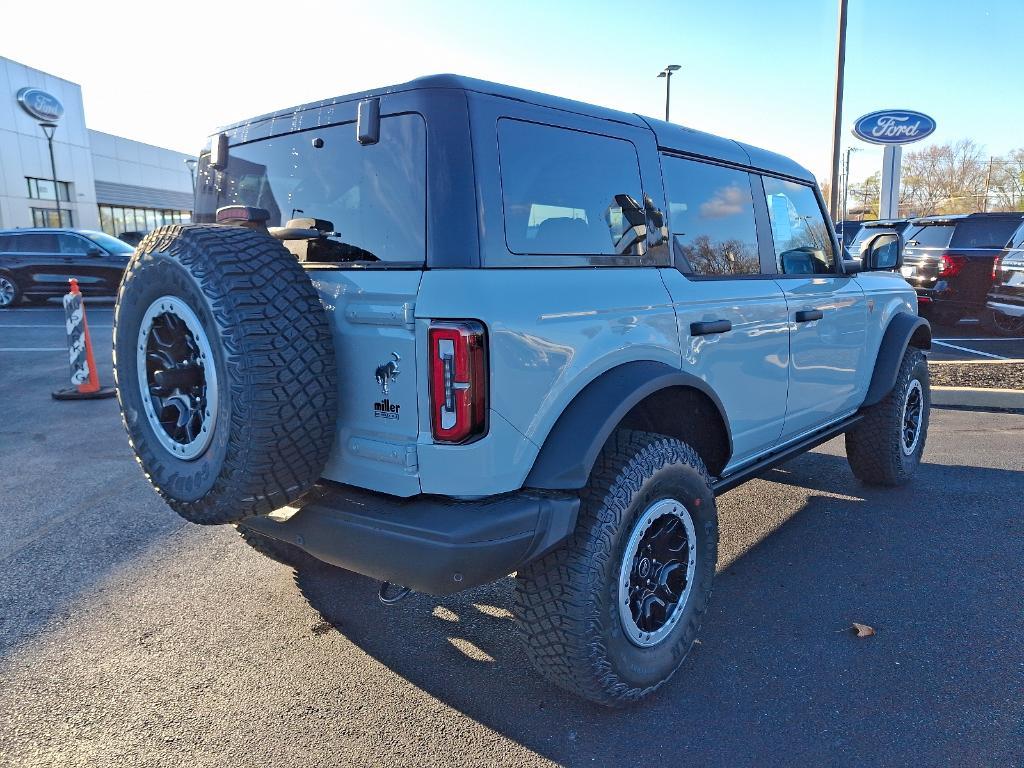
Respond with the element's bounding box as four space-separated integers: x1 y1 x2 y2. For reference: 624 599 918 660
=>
852 109 935 145
16 87 64 122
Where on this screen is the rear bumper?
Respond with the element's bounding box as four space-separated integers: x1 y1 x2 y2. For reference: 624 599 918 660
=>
242 483 579 596
987 299 1024 318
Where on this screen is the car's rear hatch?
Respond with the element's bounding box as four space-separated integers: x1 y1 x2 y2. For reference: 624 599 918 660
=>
195 111 428 496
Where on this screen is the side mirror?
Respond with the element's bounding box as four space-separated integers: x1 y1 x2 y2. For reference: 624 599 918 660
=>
859 231 902 271
87 247 104 257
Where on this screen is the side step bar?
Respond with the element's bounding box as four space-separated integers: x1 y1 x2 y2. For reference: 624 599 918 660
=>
711 413 863 495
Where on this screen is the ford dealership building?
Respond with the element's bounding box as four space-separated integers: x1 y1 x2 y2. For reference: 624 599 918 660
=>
0 56 194 237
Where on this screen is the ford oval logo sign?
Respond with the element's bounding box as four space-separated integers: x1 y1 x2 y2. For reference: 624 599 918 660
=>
16 87 64 122
852 109 935 145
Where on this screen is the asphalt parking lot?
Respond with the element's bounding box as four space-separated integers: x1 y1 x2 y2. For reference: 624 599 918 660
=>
1 302 1023 767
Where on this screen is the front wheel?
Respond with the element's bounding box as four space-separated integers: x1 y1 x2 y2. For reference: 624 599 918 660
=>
514 430 718 706
846 347 930 486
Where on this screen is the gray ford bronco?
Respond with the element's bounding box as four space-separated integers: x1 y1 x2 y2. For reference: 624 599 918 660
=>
113 75 931 706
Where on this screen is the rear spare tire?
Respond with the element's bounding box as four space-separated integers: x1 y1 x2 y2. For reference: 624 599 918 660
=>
113 224 337 525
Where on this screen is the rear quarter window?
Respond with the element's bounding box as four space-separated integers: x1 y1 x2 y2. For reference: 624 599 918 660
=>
905 224 954 249
497 119 646 262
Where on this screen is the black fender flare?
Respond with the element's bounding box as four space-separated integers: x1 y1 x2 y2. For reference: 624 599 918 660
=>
862 312 932 407
525 361 732 490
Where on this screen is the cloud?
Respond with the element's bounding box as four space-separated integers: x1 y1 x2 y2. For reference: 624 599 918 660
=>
699 184 747 219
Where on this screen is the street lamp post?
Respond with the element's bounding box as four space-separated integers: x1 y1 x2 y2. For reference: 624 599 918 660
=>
38 121 61 226
841 146 860 225
827 0 849 222
657 65 682 122
184 157 197 194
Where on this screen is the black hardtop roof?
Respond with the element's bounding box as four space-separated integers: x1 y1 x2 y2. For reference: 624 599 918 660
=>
219 74 816 183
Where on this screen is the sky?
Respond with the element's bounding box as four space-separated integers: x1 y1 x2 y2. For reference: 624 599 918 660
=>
3 0 1021 185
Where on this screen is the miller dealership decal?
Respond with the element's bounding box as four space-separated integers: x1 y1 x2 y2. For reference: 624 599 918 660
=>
373 353 401 419
851 109 936 146
16 87 64 122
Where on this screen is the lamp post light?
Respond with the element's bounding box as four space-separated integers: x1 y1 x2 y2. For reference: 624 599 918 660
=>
657 64 682 122
184 157 197 194
38 121 61 226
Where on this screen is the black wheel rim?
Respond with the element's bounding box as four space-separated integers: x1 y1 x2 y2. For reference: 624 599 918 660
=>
992 311 1024 335
136 296 218 460
901 379 923 455
618 499 697 647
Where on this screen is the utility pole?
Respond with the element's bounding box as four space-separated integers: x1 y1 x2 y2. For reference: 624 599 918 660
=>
657 65 681 122
828 0 849 222
982 156 994 212
39 122 61 226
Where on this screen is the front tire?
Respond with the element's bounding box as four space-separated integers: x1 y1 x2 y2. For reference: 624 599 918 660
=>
845 347 929 486
113 225 337 525
514 430 718 706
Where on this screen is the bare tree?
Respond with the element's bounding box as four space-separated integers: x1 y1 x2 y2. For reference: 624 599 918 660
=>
901 139 986 216
988 148 1024 212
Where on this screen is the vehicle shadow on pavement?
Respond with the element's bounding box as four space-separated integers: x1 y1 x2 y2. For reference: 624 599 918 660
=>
283 450 1024 766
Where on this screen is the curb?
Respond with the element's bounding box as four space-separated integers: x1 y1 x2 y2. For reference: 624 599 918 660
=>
931 386 1024 411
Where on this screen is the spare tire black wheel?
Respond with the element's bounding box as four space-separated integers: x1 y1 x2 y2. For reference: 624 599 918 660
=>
113 224 337 525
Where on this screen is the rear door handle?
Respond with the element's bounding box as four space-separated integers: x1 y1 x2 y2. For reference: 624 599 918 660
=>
690 319 732 336
795 309 824 323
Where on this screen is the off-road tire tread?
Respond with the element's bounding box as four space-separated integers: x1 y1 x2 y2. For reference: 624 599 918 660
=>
513 429 716 706
845 347 929 486
114 224 337 524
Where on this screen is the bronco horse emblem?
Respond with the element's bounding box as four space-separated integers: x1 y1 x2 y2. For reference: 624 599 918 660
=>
375 353 401 395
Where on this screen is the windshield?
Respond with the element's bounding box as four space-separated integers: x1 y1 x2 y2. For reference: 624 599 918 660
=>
82 230 135 255
195 114 426 266
904 224 954 248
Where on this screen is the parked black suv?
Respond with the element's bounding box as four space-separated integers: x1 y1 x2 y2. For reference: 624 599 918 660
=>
845 218 911 259
0 228 134 308
901 212 1024 325
986 220 1024 335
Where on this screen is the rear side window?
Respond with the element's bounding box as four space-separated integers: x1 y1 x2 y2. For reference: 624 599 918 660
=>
905 224 953 248
662 155 760 276
762 177 835 275
196 114 426 266
498 119 645 258
19 233 58 253
950 218 1021 249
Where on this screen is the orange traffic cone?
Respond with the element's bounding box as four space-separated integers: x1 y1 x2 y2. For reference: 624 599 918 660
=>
52 278 116 400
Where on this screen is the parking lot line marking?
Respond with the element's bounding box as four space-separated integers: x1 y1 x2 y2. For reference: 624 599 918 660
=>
932 341 1009 360
935 337 1024 342
0 347 66 351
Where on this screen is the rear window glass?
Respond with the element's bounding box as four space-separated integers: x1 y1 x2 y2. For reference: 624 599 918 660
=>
498 119 645 259
905 224 954 248
195 114 426 266
950 218 1021 249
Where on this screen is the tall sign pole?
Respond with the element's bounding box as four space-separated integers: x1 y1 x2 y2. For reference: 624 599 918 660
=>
851 109 937 219
828 0 849 221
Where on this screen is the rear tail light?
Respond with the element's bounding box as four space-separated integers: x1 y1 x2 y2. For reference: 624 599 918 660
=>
992 256 1002 283
429 321 487 444
938 253 966 278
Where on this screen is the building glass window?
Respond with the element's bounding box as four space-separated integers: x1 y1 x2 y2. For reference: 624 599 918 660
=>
97 204 192 238
27 178 71 202
31 207 73 227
